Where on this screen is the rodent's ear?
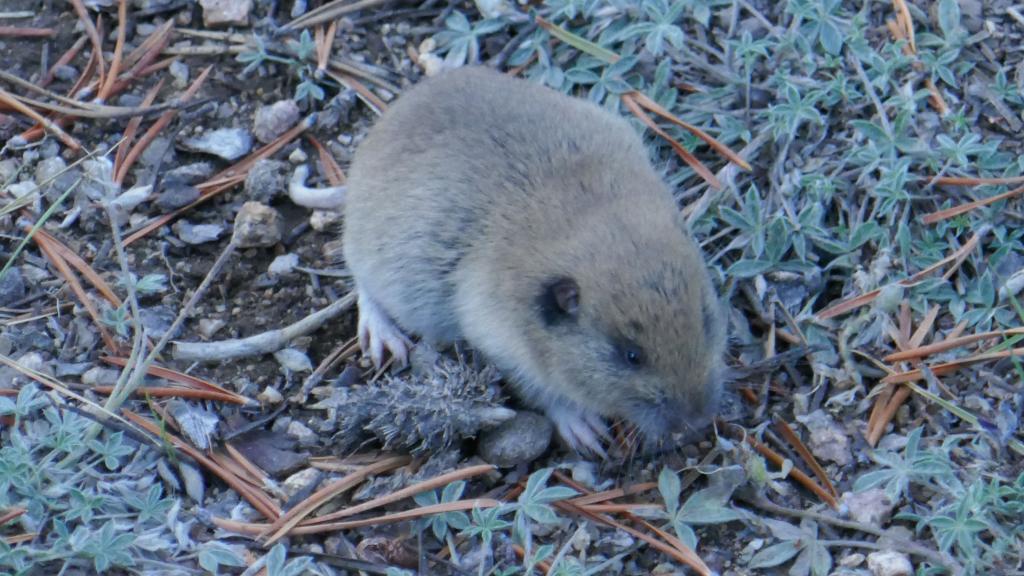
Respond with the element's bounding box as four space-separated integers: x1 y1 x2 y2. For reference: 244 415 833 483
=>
537 276 580 325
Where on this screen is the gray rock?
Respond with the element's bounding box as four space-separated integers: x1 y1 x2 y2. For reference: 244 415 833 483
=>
140 306 176 339
253 100 300 144
173 220 225 245
165 162 215 184
797 409 852 466
867 550 913 576
179 128 252 161
274 348 313 372
199 0 252 26
268 253 299 276
243 159 287 203
198 318 226 339
478 411 552 467
156 180 201 211
169 60 190 89
232 201 282 248
34 157 69 195
287 420 318 446
0 267 26 307
842 488 894 527
231 430 309 477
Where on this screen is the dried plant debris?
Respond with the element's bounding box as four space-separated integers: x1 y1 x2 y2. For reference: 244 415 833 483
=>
314 354 514 454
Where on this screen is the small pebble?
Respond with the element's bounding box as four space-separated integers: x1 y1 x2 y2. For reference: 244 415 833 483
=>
243 159 288 203
199 0 252 26
282 468 321 499
797 409 852 466
258 386 284 405
288 148 308 164
867 550 913 576
842 488 894 526
233 202 283 248
286 420 318 446
165 162 215 184
81 367 121 387
179 128 253 161
0 267 26 307
840 552 866 567
477 411 552 467
173 220 225 245
309 209 343 231
274 348 313 372
156 180 201 211
198 318 226 339
169 60 190 89
268 253 299 276
253 100 300 144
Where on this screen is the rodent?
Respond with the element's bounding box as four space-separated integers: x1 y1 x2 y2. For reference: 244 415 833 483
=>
342 65 726 455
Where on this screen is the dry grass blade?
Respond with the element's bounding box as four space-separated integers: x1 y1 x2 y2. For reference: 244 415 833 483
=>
628 91 751 171
32 233 119 353
68 0 106 91
816 229 985 320
303 464 496 526
884 326 1024 362
215 498 502 537
0 88 81 150
0 507 26 526
307 135 346 185
314 22 337 74
881 347 1024 384
224 443 273 489
535 15 620 63
34 229 122 306
920 184 1024 224
113 65 212 185
91 386 241 402
621 93 721 189
551 472 711 574
0 26 55 38
0 353 145 435
891 0 916 53
569 482 657 506
773 419 838 499
284 0 394 30
0 529 34 546
40 35 88 88
325 69 388 114
100 356 251 404
931 175 1024 186
114 79 164 183
555 499 711 575
97 0 128 102
123 410 282 519
744 434 838 509
261 455 412 545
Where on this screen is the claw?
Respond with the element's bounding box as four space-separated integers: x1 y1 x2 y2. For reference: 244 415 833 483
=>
356 290 413 368
547 403 609 459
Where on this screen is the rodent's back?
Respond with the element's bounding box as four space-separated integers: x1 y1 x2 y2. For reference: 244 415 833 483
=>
343 66 725 443
343 66 669 341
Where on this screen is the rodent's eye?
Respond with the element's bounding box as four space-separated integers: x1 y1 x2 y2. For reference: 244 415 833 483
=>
617 341 645 368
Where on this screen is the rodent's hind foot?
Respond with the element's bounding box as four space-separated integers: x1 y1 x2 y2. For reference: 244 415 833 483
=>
547 404 610 459
356 289 413 368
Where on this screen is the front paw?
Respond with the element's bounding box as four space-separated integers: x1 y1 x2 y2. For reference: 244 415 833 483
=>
545 403 610 458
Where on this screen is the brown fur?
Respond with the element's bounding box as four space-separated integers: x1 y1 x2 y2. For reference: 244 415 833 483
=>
343 66 726 451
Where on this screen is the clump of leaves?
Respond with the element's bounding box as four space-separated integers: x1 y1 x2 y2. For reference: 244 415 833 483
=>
236 30 329 104
853 428 1024 573
0 385 237 574
411 467 581 574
